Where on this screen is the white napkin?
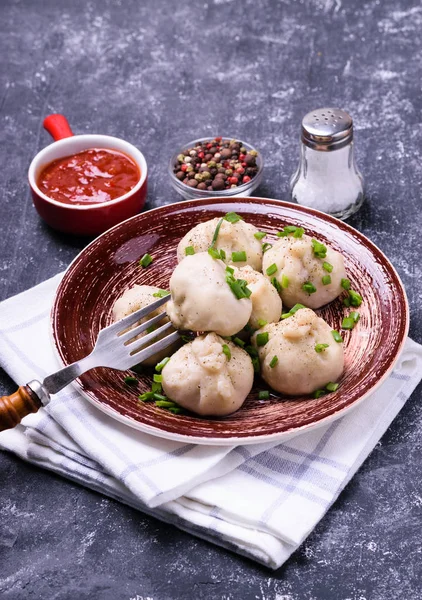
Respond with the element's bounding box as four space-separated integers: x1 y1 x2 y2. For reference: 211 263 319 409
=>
1 274 421 569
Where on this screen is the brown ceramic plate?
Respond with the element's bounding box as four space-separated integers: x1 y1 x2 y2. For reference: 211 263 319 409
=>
51 198 409 445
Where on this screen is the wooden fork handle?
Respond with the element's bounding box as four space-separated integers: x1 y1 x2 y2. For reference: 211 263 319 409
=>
0 385 42 432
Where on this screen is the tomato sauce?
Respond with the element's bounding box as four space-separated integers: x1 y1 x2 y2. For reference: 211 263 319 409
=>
37 148 140 205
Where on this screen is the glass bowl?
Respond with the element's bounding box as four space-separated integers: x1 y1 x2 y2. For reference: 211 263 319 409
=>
168 136 263 200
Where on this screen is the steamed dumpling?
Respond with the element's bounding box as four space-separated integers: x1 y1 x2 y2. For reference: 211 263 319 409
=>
262 234 347 309
161 333 254 416
167 252 252 336
252 308 344 395
177 217 263 270
233 265 282 329
112 285 177 366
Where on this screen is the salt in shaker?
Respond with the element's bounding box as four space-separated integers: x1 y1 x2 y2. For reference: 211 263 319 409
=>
290 108 364 219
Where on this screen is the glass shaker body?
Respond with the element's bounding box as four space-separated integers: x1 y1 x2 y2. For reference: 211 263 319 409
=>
290 108 364 220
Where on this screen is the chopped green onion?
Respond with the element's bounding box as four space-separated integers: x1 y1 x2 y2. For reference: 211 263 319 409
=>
208 247 221 260
290 303 306 314
152 289 170 298
155 399 177 408
181 334 193 343
124 376 138 386
302 282 317 294
226 270 252 300
258 390 270 400
341 316 355 330
210 217 224 247
313 389 327 399
185 246 195 256
139 253 153 268
315 343 329 353
146 325 156 334
151 381 162 394
281 303 306 319
257 319 268 328
138 391 155 401
153 393 167 402
331 330 343 343
341 278 351 290
232 250 247 262
293 227 305 238
168 407 184 414
224 211 242 223
311 239 327 259
245 345 260 373
326 382 339 392
222 344 231 360
254 231 266 240
323 262 333 273
269 356 278 368
322 275 331 285
155 357 170 372
262 242 273 253
271 276 281 293
281 274 289 288
233 337 245 347
350 311 360 323
219 248 226 260
343 296 351 307
266 263 277 276
153 374 163 383
277 225 304 238
349 289 363 307
256 332 269 347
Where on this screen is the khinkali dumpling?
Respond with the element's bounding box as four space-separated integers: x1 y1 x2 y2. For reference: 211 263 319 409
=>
233 265 282 329
177 216 263 271
161 333 254 416
252 307 344 395
112 285 177 366
167 252 252 337
262 233 347 309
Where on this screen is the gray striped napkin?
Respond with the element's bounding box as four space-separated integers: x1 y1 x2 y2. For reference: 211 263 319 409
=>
1 275 421 569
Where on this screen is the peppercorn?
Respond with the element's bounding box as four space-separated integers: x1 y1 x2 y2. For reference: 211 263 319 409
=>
176 171 185 180
212 178 225 190
244 154 256 166
221 148 232 159
187 179 198 187
197 182 207 190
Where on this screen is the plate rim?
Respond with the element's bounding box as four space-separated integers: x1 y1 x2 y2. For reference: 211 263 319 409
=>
50 196 410 445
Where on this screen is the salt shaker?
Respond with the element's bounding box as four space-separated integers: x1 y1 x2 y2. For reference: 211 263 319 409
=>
290 108 364 219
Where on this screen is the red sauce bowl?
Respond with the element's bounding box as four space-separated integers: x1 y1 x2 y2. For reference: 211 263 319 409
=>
28 115 148 236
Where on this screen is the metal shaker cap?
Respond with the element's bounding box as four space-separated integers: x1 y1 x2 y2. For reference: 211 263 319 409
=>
301 108 353 151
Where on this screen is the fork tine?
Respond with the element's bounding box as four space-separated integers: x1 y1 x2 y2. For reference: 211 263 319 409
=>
127 321 174 351
118 312 168 344
106 295 171 335
126 330 181 368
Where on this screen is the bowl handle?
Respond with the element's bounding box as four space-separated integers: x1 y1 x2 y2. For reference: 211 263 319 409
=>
43 114 74 141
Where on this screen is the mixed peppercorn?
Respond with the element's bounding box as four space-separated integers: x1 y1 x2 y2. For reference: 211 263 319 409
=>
173 137 260 191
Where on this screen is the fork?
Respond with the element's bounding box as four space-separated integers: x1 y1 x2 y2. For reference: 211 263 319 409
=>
0 296 179 432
